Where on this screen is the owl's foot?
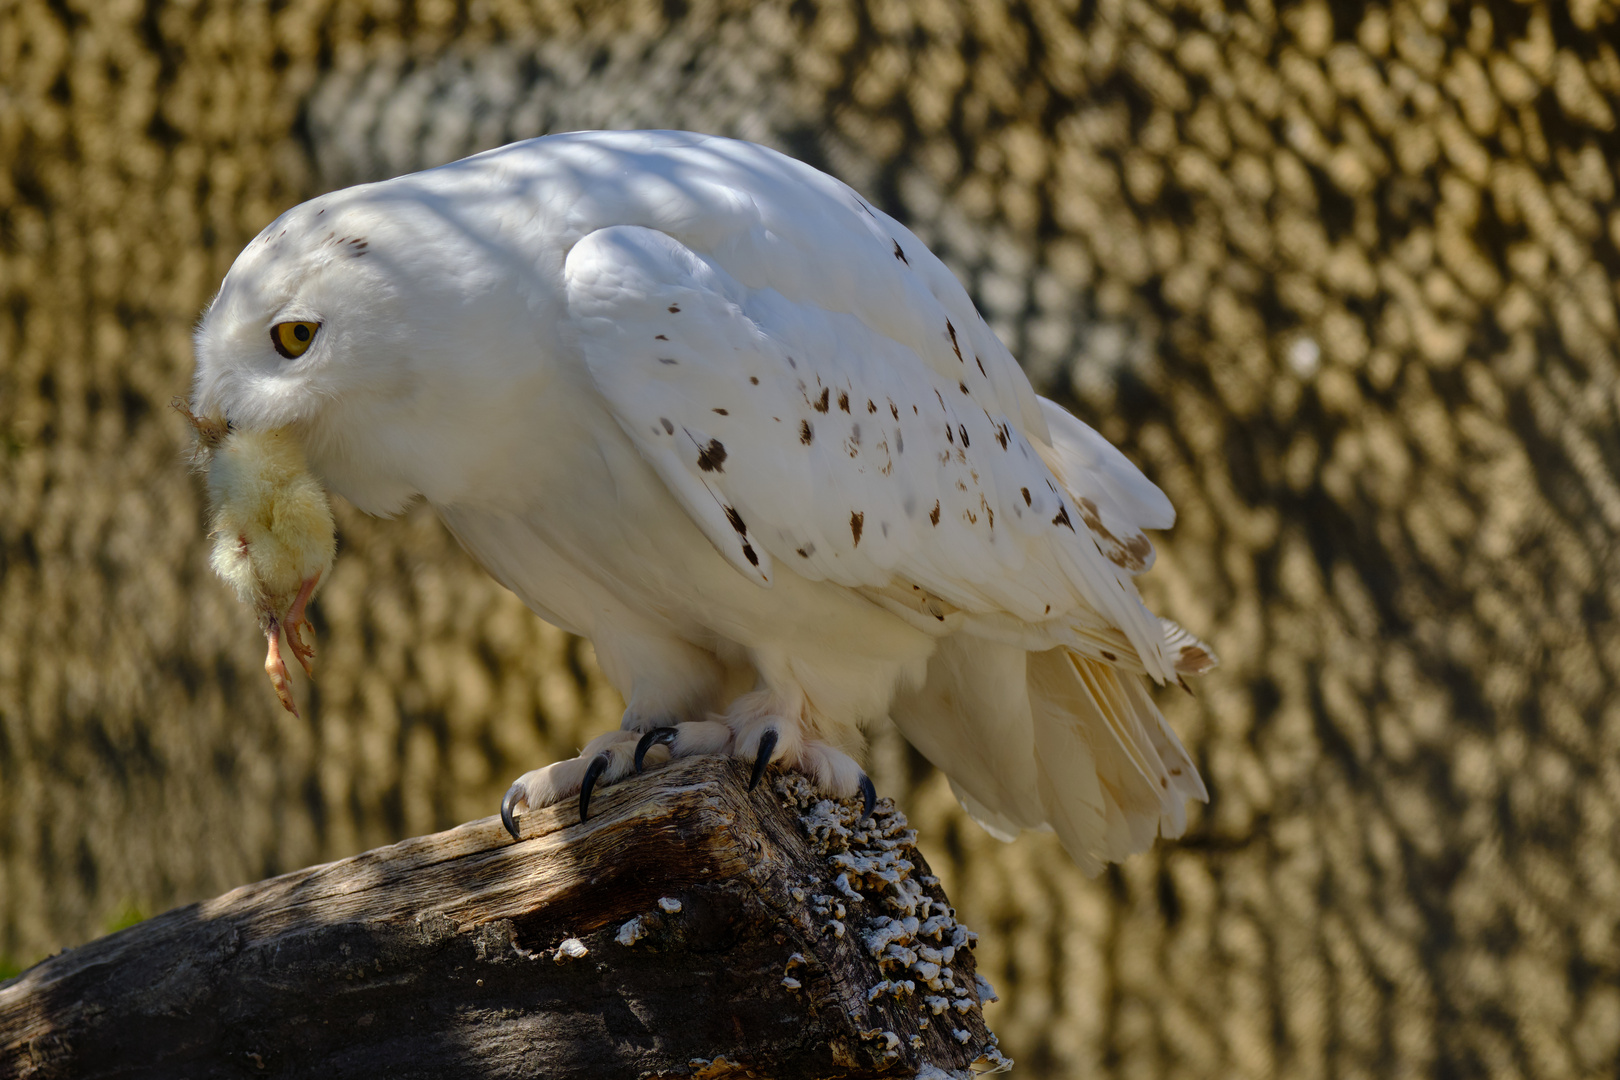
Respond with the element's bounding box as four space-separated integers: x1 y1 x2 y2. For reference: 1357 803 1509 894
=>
501 729 648 840
633 691 876 821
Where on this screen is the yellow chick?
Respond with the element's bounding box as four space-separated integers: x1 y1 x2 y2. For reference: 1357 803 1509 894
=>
178 403 336 717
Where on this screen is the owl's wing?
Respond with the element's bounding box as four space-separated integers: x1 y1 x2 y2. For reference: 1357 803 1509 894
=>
563 223 1179 681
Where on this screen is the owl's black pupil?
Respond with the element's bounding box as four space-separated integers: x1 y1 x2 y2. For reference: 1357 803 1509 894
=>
293 324 311 342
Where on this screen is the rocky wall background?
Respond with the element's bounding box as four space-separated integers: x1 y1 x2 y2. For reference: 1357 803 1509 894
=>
3 0 1619 1076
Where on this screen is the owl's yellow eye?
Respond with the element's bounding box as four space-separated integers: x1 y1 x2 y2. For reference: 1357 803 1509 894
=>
271 321 321 359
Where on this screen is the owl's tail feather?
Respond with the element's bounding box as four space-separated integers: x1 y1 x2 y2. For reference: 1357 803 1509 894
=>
1025 648 1207 874
889 638 1208 877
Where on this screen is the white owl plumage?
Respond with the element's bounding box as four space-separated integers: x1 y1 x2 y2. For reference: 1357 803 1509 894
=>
191 130 1215 875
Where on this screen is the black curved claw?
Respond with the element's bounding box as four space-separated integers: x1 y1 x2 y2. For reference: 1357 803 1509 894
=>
500 781 525 842
857 773 877 823
748 728 779 791
634 727 680 772
579 752 612 825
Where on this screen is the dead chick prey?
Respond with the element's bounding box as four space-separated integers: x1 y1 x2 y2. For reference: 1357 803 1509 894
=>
187 130 1217 877
178 402 334 717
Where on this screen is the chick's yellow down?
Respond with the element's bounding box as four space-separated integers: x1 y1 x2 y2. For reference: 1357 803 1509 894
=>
181 405 335 716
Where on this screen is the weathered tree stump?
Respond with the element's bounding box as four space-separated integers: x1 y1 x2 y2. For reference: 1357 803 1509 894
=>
0 756 1009 1078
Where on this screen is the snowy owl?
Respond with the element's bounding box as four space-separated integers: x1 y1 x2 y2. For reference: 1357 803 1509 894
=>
188 130 1216 875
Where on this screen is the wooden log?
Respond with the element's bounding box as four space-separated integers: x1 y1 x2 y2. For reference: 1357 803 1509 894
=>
0 756 1011 1079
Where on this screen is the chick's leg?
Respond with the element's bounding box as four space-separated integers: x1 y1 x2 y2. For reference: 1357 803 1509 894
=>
281 572 322 678
264 617 299 717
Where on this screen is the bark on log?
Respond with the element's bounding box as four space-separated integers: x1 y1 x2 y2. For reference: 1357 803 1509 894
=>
0 757 1010 1079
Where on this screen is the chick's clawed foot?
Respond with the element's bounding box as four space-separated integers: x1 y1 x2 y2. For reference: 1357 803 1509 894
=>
280 572 322 678
263 618 299 717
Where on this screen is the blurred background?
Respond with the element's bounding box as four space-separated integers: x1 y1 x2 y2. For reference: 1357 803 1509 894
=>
3 0 1619 1075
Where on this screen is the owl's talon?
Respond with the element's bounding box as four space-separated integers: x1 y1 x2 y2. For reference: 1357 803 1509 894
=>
634 727 679 772
858 772 876 823
579 752 612 824
748 728 778 791
501 781 526 841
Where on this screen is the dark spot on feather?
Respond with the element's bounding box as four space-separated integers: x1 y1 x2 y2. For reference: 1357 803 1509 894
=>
1101 650 1117 662
697 439 727 472
659 357 678 365
1052 504 1074 531
724 506 747 534
797 547 810 558
945 425 954 444
838 391 850 413
867 400 877 413
959 382 969 394
930 501 941 526
959 426 969 447
800 420 814 445
1160 777 1168 788
975 355 986 377
814 388 830 413
912 405 919 414
893 239 909 264
1044 604 1050 614
713 408 728 415
851 423 861 445
1021 488 1031 505
986 507 993 527
655 334 668 341
850 511 864 546
890 402 899 419
786 356 797 369
668 304 681 313
896 431 904 453
1171 767 1183 776
750 377 759 385
995 427 1009 449
742 542 759 566
660 418 675 434
946 319 963 362
1076 496 1153 571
